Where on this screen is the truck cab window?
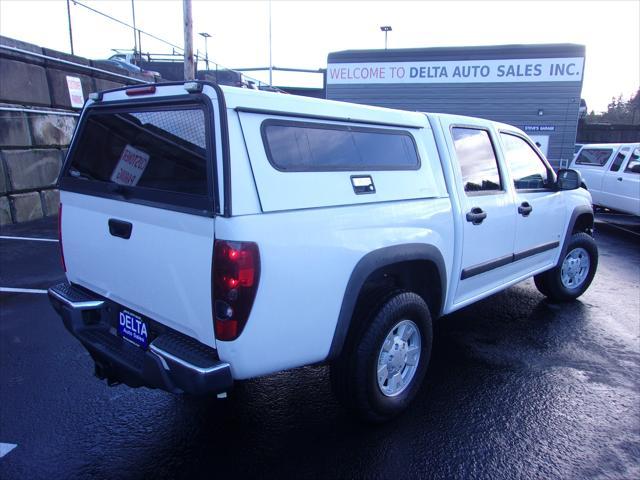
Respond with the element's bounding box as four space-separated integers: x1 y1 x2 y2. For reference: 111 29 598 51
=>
451 127 502 194
609 148 629 172
575 148 613 166
500 133 550 190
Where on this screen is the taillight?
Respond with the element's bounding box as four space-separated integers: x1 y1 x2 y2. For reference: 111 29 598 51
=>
58 203 66 272
213 240 260 341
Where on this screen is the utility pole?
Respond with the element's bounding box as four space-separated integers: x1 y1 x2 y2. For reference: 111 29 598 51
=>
268 0 273 86
183 0 195 80
131 0 138 59
66 0 74 55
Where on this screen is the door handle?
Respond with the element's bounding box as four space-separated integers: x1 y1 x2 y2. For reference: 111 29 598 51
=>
108 219 133 239
466 207 487 225
617 177 623 182
518 201 533 217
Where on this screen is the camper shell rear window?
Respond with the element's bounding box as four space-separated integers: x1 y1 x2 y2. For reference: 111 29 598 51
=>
60 99 215 215
261 119 420 172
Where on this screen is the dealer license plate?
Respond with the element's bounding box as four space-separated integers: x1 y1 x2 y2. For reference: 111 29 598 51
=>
117 309 149 349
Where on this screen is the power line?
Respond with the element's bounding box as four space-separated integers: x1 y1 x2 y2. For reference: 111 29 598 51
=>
71 0 184 53
68 0 285 91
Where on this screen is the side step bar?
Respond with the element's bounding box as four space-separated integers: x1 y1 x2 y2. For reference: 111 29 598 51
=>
48 282 105 310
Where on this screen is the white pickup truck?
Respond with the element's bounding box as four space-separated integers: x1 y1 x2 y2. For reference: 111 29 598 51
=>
571 143 640 216
49 82 598 422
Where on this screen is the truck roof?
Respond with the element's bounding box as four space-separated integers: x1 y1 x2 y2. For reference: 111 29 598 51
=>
578 143 639 149
220 85 430 129
94 82 516 133
220 85 521 134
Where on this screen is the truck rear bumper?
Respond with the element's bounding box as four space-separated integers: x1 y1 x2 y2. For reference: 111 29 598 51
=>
48 282 233 395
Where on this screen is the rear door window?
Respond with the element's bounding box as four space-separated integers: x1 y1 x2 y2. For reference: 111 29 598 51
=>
624 149 640 174
62 103 213 213
575 148 614 166
609 148 629 172
451 127 503 194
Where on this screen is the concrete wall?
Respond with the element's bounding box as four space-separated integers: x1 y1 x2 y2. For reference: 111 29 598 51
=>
0 35 146 225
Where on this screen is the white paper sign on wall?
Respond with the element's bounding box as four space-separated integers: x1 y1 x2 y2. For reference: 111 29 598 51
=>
66 76 85 108
110 145 151 186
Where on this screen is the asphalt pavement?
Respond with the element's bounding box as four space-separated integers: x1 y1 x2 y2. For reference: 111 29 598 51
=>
0 215 638 479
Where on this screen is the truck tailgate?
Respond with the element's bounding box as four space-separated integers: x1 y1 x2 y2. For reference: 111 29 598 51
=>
62 191 216 348
57 97 219 348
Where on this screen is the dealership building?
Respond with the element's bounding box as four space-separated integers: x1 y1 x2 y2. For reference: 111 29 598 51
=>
326 43 585 169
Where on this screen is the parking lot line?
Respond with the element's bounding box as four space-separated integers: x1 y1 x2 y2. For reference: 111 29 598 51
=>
0 287 48 294
0 443 17 458
0 236 58 242
599 220 640 238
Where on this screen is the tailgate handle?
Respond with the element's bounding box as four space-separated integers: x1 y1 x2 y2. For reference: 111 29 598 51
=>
108 219 132 239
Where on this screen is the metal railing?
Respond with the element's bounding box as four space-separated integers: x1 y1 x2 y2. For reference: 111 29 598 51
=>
0 44 149 85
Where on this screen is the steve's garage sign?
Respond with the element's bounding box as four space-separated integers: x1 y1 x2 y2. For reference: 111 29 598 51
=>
327 57 584 84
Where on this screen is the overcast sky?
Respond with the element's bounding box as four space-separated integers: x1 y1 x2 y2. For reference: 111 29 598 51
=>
1 0 638 112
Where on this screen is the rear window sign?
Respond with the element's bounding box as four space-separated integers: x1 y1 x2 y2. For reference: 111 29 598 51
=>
110 145 150 186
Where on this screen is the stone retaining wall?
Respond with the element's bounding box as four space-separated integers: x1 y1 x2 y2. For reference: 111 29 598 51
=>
0 35 148 225
0 109 76 225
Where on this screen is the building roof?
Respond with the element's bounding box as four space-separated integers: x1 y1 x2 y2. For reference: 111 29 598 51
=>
328 43 586 63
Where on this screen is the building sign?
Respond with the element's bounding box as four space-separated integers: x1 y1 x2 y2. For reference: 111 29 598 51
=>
66 76 85 108
523 125 556 132
327 57 584 85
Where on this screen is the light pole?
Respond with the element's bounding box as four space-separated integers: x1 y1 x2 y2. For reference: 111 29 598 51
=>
199 32 212 70
380 25 392 50
268 0 273 86
66 0 74 55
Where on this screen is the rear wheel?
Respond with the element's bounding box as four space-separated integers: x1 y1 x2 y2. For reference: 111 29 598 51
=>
331 291 432 423
534 232 598 301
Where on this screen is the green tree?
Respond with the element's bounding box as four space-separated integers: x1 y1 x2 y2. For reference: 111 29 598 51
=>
586 88 640 125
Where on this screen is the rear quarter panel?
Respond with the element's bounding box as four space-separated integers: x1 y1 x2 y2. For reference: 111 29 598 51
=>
215 199 454 379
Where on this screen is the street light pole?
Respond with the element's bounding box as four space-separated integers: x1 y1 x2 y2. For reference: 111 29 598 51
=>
268 0 273 86
380 25 392 50
66 0 74 55
199 32 212 71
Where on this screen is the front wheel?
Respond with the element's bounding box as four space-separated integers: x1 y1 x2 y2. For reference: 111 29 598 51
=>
534 232 598 301
330 291 433 423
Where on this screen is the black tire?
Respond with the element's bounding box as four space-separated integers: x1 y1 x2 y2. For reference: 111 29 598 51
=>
534 232 598 301
330 291 432 423
533 274 551 297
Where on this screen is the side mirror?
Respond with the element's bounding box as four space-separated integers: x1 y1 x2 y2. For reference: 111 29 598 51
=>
556 168 582 190
631 163 640 174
